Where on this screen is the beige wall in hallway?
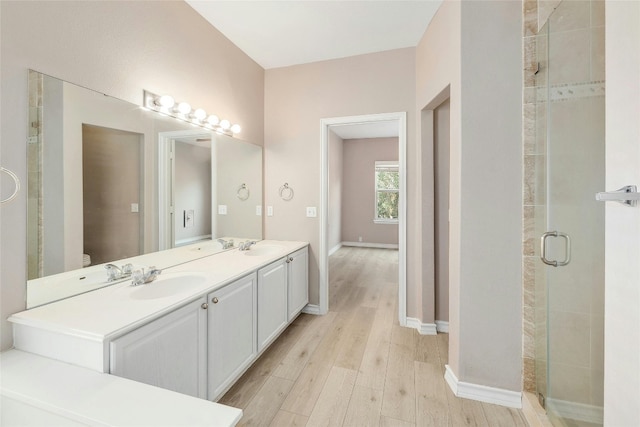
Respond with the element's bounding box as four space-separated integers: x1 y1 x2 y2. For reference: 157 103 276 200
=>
0 0 264 351
264 48 416 308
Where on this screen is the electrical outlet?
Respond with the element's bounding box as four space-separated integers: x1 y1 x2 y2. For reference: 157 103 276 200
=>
267 206 273 217
306 207 317 217
358 236 363 242
218 205 227 215
256 205 262 216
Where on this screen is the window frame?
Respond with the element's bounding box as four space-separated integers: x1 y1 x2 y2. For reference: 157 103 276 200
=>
374 161 399 224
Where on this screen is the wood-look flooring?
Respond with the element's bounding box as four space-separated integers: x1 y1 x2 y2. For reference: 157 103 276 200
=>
219 247 528 427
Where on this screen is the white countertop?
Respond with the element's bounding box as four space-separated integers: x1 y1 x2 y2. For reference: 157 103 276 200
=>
10 240 308 342
0 349 242 426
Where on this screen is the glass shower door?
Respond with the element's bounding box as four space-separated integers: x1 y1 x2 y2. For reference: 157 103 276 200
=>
537 1 605 426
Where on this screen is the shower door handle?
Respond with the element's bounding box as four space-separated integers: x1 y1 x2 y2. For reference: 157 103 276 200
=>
540 231 571 267
596 185 639 207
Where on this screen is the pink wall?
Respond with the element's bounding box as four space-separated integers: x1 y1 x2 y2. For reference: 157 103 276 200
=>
264 48 416 306
0 1 264 350
341 137 399 245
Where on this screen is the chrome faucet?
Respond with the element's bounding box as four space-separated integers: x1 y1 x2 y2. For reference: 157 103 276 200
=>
238 241 256 251
217 238 234 249
131 266 162 286
105 263 134 281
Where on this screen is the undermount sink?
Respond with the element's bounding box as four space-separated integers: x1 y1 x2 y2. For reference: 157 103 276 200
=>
128 272 208 300
243 244 285 257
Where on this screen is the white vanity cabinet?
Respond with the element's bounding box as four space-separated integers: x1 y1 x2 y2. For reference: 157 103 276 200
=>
207 273 257 400
287 247 309 321
257 259 289 352
109 296 208 399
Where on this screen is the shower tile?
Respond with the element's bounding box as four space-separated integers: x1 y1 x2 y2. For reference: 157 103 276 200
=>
524 155 535 205
590 0 605 28
523 357 536 392
549 0 590 33
524 87 537 105
548 29 591 86
535 102 547 154
523 206 535 256
590 315 604 373
548 362 590 404
590 368 604 406
523 0 538 37
548 311 590 368
590 26 605 82
538 0 562 32
524 36 538 87
524 104 536 154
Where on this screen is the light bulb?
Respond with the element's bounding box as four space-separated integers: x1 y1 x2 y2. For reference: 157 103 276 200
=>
193 108 206 121
176 102 191 115
231 124 242 134
207 115 220 126
156 95 175 109
220 119 231 130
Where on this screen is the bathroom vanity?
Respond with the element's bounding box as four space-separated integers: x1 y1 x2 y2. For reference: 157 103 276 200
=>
5 240 309 425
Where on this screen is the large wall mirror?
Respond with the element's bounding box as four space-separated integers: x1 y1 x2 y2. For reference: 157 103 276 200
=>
27 70 262 308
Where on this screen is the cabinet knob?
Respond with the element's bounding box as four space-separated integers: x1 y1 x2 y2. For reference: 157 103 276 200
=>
289 257 294 262
201 303 209 310
212 297 219 304
286 259 290 263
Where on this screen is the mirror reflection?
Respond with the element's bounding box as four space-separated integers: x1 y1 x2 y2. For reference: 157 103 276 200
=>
27 70 262 308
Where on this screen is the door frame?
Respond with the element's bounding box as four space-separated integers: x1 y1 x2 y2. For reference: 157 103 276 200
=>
319 112 407 325
158 129 214 250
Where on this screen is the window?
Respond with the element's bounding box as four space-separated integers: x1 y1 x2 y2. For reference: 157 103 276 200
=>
374 161 399 224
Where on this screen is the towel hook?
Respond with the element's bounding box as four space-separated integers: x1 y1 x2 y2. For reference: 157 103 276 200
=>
1 167 20 204
236 183 250 201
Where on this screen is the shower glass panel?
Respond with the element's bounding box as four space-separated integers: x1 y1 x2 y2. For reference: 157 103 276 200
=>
535 1 605 426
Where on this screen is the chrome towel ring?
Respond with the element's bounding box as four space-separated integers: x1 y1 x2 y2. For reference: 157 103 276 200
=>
1 167 20 204
237 183 250 201
279 183 294 201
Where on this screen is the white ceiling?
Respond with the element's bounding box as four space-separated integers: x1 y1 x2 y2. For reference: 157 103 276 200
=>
186 0 443 70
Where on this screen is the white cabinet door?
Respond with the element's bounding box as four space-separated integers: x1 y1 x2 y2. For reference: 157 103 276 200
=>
287 247 309 321
207 273 257 400
110 297 208 399
257 259 288 352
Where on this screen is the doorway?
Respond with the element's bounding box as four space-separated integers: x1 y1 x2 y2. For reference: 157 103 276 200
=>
320 112 407 324
82 124 143 265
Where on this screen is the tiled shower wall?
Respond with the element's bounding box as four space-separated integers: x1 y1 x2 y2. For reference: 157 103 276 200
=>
522 0 542 394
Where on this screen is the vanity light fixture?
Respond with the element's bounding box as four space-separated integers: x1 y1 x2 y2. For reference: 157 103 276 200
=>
143 90 241 136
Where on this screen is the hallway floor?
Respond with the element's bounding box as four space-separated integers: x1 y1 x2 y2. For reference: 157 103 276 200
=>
219 247 528 426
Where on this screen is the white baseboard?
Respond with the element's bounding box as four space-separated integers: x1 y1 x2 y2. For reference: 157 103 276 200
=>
546 398 603 424
444 365 522 409
328 243 342 256
435 320 449 333
301 304 321 315
406 317 437 335
341 242 399 249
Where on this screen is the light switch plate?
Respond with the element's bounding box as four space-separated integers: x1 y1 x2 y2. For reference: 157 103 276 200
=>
184 209 194 228
267 206 273 217
306 207 317 217
131 203 139 213
218 205 227 215
256 205 262 216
